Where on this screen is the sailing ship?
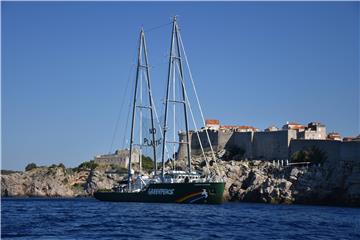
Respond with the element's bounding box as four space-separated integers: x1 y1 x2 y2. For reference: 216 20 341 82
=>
94 17 224 204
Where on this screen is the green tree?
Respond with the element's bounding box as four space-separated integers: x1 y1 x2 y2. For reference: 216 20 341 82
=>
25 163 37 171
58 163 66 169
49 164 57 168
291 150 308 163
308 146 327 164
141 155 154 171
78 160 98 170
291 146 327 164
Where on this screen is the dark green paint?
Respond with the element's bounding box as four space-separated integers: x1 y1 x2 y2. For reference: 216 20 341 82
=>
94 182 225 204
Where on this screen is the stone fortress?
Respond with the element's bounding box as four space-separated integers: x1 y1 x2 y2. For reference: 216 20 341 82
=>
93 119 359 167
93 149 140 168
178 119 360 164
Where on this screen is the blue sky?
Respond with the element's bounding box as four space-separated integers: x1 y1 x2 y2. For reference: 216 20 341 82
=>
2 2 359 170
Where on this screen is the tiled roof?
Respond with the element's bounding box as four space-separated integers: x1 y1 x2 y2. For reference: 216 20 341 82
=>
205 119 220 125
220 125 258 130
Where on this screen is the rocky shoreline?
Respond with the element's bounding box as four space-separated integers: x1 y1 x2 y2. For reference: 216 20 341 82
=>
2 153 359 207
211 160 360 207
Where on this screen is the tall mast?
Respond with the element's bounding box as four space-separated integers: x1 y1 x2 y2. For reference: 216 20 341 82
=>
161 17 176 178
172 48 176 171
127 30 143 191
174 19 192 172
142 31 158 175
161 17 192 178
128 29 157 191
139 47 143 173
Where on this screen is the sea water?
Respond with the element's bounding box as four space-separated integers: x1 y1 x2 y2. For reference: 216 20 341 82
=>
1 198 360 240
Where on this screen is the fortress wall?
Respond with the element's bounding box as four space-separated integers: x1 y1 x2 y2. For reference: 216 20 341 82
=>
180 129 298 161
178 128 359 164
177 132 193 160
340 141 360 163
217 131 234 150
190 130 219 156
289 139 342 163
252 130 295 160
224 132 254 159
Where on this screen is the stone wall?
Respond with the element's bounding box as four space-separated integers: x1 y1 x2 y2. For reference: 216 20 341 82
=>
341 141 360 163
182 130 253 159
178 128 359 163
217 131 233 150
289 139 341 163
179 129 296 160
224 131 254 159
178 131 193 160
94 149 140 167
252 130 297 160
190 130 219 152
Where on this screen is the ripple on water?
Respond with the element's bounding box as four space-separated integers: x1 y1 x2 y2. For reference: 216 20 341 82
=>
1 198 360 240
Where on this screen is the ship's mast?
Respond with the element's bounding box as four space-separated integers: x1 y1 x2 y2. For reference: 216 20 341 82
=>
142 31 158 175
128 29 157 191
161 17 192 179
174 19 192 172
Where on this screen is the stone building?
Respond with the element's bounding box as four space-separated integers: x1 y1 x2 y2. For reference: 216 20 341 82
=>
282 122 306 132
297 122 327 140
220 125 259 132
265 126 279 132
327 132 342 141
178 120 333 161
343 137 355 142
94 149 140 167
205 119 220 130
205 119 259 132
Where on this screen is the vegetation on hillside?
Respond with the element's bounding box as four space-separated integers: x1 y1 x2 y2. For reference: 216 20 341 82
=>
25 163 37 171
110 164 128 174
77 160 98 170
49 163 66 169
142 155 154 171
291 146 327 164
1 170 21 175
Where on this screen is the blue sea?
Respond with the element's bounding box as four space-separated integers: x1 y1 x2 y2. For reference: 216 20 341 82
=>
1 198 360 240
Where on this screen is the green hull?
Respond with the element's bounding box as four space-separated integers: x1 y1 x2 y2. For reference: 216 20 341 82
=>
94 182 225 204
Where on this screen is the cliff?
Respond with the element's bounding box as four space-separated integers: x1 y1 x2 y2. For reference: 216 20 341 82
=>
193 150 360 207
2 154 359 207
1 166 124 197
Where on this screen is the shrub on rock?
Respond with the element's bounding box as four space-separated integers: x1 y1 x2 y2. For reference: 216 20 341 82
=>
25 163 37 171
291 146 327 164
78 160 98 170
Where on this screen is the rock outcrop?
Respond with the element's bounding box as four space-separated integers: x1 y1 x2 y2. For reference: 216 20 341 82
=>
2 152 359 207
1 166 124 197
192 149 360 207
